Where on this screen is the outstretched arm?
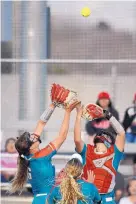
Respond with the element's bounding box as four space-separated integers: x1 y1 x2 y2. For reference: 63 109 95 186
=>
33 101 79 158
33 120 47 137
104 110 125 152
74 104 85 153
33 103 55 136
52 101 79 151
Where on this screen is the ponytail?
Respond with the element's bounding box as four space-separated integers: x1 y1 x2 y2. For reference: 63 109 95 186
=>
10 156 29 194
59 175 86 204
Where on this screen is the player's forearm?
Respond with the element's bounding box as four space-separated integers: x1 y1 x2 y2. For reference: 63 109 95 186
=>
110 116 125 136
34 103 55 136
104 110 125 136
104 110 125 151
74 116 82 142
58 111 71 140
52 111 71 150
40 103 56 123
33 120 46 136
74 115 84 152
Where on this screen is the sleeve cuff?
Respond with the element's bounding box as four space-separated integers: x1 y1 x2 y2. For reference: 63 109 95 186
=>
49 142 56 151
75 143 86 155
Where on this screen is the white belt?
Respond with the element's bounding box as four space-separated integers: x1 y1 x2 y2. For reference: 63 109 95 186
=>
106 197 113 202
36 193 47 197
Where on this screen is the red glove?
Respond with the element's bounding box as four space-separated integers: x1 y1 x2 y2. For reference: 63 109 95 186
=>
82 104 104 121
51 83 78 108
51 84 69 104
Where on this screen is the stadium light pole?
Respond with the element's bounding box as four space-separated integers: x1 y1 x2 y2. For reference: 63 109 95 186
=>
17 1 49 121
12 1 22 74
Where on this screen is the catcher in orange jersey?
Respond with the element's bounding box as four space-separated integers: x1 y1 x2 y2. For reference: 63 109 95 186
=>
74 103 125 204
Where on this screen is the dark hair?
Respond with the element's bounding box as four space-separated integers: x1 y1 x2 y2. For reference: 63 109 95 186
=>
96 99 112 108
126 177 136 196
10 156 29 193
96 99 119 121
15 132 32 156
10 132 32 194
5 138 16 151
85 121 98 136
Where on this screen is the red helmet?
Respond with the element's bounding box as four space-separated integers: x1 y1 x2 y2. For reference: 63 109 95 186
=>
94 130 115 148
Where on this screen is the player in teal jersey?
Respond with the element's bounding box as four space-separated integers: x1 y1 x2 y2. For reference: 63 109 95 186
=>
10 101 79 204
47 156 101 204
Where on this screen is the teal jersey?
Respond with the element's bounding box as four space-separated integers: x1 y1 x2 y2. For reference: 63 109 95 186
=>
26 142 57 196
47 179 101 204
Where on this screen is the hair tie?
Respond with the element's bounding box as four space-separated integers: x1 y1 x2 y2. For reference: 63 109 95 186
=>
20 154 26 159
20 154 31 161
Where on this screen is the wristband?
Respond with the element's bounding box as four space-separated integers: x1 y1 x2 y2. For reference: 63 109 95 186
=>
109 116 124 135
103 110 112 120
40 104 55 122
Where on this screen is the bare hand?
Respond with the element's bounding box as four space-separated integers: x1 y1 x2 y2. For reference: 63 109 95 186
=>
83 170 95 183
65 100 81 113
76 104 84 118
76 102 81 110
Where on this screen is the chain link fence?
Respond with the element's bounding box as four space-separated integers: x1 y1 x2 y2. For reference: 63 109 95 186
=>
1 3 136 199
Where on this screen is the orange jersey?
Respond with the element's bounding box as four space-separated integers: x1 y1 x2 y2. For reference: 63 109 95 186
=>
81 144 123 194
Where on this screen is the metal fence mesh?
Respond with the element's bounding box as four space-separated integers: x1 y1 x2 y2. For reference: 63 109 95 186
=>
1 2 136 192
1 63 136 149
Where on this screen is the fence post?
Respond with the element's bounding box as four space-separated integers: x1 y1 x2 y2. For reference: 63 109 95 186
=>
111 65 117 105
18 2 49 121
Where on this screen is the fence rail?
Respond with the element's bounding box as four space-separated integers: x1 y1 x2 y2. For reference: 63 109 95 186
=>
0 153 134 176
1 58 136 64
0 153 72 159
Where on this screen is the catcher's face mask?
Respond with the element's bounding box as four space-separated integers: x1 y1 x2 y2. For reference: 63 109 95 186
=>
15 132 41 156
94 131 115 148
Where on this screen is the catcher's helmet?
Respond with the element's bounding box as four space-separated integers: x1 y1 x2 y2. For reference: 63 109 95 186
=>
94 130 115 148
15 132 41 156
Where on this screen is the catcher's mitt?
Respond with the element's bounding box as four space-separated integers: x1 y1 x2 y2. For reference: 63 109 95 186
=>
82 103 104 121
51 83 78 108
